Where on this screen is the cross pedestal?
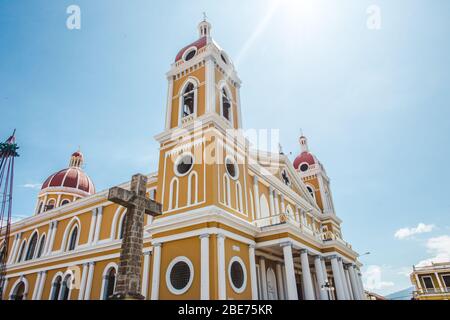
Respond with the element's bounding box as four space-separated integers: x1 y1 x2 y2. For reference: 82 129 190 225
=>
107 174 161 300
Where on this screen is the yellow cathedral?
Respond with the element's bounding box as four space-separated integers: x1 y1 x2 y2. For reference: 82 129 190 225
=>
0 19 365 301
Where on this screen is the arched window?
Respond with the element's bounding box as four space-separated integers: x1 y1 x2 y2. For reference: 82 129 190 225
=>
221 88 232 121
36 235 46 258
168 178 179 210
61 199 70 206
306 185 315 200
37 202 43 214
16 240 26 263
50 276 62 300
119 214 127 240
187 171 198 206
67 226 78 251
11 281 26 300
59 274 72 300
182 83 195 118
25 232 38 261
102 267 117 300
45 199 55 212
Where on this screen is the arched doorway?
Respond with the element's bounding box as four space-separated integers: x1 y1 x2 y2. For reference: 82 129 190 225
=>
266 268 278 300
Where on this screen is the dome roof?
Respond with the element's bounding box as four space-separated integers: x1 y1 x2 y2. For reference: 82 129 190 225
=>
41 167 95 195
40 150 95 196
175 36 208 62
293 152 317 170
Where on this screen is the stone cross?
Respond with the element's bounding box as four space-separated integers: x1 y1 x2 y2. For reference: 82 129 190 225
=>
108 174 161 300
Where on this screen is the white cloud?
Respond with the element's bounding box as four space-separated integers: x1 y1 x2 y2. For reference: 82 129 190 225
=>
417 235 450 267
394 223 435 240
363 265 395 291
22 183 42 190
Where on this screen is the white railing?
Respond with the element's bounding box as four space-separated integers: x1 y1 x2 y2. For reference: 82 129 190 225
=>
253 213 353 249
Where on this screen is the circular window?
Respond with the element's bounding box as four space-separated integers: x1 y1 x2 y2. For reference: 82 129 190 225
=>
184 48 197 61
225 157 239 180
166 257 194 295
300 163 309 172
228 256 247 293
174 154 194 177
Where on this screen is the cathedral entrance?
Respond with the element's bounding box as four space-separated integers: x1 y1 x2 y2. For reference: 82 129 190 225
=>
266 268 278 300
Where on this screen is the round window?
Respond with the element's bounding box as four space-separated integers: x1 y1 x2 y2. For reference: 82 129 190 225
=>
228 257 247 293
166 257 194 295
175 154 194 176
300 163 309 172
184 49 197 61
225 157 238 180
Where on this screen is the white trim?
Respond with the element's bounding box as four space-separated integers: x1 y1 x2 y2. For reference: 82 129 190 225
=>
100 262 118 300
187 171 199 206
173 152 195 177
9 277 29 300
178 78 199 126
62 217 81 252
168 177 179 210
165 256 194 295
225 155 239 180
49 272 64 300
228 256 247 294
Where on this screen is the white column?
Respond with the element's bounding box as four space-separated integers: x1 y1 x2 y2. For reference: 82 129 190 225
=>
200 234 210 300
356 269 366 299
253 176 260 219
259 257 268 300
348 265 361 300
269 187 275 216
93 207 103 244
141 252 151 299
83 262 95 300
274 191 280 214
280 195 286 214
276 263 285 300
281 242 298 300
248 244 258 300
36 271 47 300
236 85 243 128
338 258 350 300
32 272 42 300
344 266 354 300
217 234 226 300
150 243 162 300
300 249 315 300
78 263 88 300
56 194 62 207
281 264 288 299
1 278 9 299
314 256 328 300
87 209 98 244
330 256 345 300
47 221 58 255
165 77 174 129
435 272 445 292
205 56 216 113
7 233 20 264
321 258 331 299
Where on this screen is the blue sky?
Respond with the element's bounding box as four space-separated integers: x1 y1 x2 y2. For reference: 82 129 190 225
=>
1 0 449 296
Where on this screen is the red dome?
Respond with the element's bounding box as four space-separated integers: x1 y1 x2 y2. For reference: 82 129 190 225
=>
293 152 316 170
41 167 95 195
175 36 207 62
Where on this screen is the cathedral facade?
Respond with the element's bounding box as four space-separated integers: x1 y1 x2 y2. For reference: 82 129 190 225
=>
0 20 365 301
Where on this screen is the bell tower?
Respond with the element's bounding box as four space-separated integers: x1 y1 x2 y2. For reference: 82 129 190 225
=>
162 18 243 133
155 19 247 217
